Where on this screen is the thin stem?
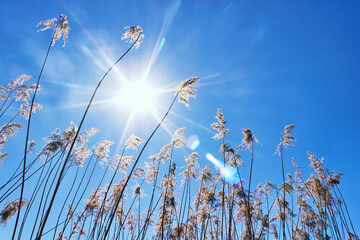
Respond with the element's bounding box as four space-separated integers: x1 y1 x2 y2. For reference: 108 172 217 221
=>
0 90 13 114
13 32 55 240
135 192 164 240
0 111 20 135
89 147 126 239
221 138 225 240
140 160 161 239
35 34 140 239
280 147 286 240
160 150 175 240
101 92 180 240
0 98 15 119
247 143 255 238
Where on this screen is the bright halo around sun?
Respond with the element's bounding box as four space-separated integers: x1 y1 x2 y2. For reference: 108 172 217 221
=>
116 81 159 114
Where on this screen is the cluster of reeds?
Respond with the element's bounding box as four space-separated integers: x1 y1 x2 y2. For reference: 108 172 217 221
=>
0 15 358 240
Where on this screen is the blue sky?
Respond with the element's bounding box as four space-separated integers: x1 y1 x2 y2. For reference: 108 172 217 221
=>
1 0 360 236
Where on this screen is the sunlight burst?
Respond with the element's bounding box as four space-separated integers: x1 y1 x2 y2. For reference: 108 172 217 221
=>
115 81 159 114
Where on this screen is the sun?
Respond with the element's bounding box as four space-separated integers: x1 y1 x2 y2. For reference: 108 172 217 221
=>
115 80 159 114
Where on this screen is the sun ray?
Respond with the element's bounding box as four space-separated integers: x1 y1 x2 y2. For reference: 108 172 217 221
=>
47 99 115 111
150 109 174 138
166 110 214 134
61 0 189 141
44 79 93 90
143 0 182 81
63 5 130 85
79 43 129 86
115 111 135 153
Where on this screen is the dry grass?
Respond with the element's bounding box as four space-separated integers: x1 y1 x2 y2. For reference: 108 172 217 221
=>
0 15 358 240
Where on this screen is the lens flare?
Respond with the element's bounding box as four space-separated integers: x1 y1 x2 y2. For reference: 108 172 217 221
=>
186 135 200 150
220 167 240 185
154 38 165 63
206 153 240 184
206 153 222 168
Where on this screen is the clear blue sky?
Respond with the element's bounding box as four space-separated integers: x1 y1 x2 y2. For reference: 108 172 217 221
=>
1 0 359 235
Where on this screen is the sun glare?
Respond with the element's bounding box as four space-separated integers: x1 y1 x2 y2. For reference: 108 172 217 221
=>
115 81 159 114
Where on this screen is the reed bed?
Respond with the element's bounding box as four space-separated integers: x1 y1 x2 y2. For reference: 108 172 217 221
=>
0 14 358 240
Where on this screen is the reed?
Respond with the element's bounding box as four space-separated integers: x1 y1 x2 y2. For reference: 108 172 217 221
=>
0 14 357 240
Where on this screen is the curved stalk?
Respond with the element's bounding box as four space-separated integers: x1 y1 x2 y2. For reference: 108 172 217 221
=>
101 91 180 240
35 34 141 239
12 32 55 240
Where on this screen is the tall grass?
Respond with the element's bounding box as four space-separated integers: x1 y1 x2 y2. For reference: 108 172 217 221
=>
0 14 358 240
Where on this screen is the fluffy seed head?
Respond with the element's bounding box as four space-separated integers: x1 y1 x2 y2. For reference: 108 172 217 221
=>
176 77 199 109
37 14 70 47
0 199 28 226
122 25 144 49
275 124 296 156
125 135 145 150
211 108 229 140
